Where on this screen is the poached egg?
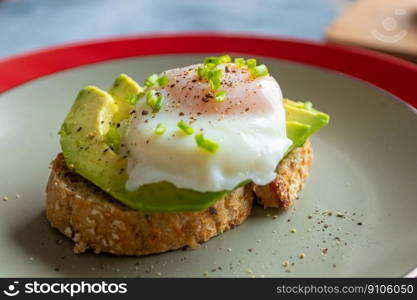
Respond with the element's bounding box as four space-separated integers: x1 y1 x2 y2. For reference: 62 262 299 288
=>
123 63 292 192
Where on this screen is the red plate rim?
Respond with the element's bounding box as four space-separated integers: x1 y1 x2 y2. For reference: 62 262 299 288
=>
0 32 416 108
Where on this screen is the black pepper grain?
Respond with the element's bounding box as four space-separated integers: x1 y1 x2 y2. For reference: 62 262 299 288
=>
208 207 217 215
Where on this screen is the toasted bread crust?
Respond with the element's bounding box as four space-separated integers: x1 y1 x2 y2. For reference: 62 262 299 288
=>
252 140 313 208
46 141 312 256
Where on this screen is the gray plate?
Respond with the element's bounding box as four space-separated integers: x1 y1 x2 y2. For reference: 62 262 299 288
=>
0 55 416 277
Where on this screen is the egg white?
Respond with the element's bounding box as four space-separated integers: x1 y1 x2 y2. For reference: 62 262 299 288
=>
123 64 292 192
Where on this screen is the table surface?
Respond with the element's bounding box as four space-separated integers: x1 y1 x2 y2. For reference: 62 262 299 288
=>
0 0 352 59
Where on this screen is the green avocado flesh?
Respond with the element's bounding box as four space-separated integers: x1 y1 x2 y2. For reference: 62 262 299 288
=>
109 74 143 123
284 99 330 137
285 121 312 152
59 74 329 212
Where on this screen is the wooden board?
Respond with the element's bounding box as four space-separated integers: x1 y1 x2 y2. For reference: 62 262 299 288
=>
326 0 417 62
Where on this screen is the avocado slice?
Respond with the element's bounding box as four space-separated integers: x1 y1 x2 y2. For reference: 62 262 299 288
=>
285 121 312 154
60 85 228 212
105 74 143 152
109 73 143 123
284 99 330 136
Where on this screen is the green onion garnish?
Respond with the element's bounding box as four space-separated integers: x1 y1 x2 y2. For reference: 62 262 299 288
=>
195 133 219 154
203 57 218 65
104 127 121 152
125 93 135 105
198 55 270 94
157 75 169 87
144 73 169 88
197 66 207 79
144 73 159 87
198 56 232 92
234 58 246 68
153 95 164 113
146 90 158 105
250 64 269 78
209 69 222 91
205 63 216 70
246 58 257 69
130 91 145 105
198 63 222 91
214 91 226 102
204 55 231 65
155 123 167 135
209 77 220 91
177 121 194 135
146 90 164 113
198 55 231 92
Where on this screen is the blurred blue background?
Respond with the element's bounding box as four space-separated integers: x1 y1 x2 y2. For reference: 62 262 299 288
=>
0 0 352 58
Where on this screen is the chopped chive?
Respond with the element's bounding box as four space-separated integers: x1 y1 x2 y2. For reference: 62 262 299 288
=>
198 64 222 91
219 55 231 63
211 68 222 79
214 91 226 102
205 63 216 70
246 58 257 68
203 57 219 65
304 101 313 110
234 58 246 68
58 123 68 136
125 93 135 105
146 90 158 105
177 120 194 135
155 123 167 135
209 77 221 91
198 56 232 92
204 55 230 65
209 69 222 90
130 91 145 105
144 73 159 87
198 55 270 92
197 66 207 79
104 127 121 152
250 64 269 78
195 133 219 154
152 95 164 113
146 90 164 113
157 75 169 87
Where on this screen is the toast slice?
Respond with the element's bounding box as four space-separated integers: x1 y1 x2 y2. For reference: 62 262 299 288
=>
46 140 312 255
